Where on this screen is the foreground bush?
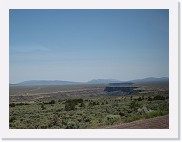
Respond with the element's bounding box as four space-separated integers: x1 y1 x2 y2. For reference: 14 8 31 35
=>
10 103 15 107
66 121 79 129
105 115 120 125
9 96 169 129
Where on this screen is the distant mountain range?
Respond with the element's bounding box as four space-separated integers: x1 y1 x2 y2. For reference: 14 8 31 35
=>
16 80 79 86
10 77 168 86
129 77 169 83
87 79 121 84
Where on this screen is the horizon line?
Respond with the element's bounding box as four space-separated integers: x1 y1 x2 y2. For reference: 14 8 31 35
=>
10 76 169 84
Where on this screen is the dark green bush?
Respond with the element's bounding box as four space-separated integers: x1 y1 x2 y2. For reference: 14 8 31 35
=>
83 116 91 122
80 102 85 108
10 116 16 122
66 121 79 129
16 102 29 106
65 99 82 111
41 104 46 110
142 95 145 100
52 114 59 126
49 100 56 104
148 96 153 101
65 102 76 111
166 96 169 99
130 96 133 100
138 97 142 101
119 112 125 117
9 103 15 107
153 95 165 100
65 99 85 111
129 100 140 111
105 115 120 125
124 114 142 123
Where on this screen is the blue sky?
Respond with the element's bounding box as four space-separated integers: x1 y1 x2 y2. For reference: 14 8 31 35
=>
10 9 169 83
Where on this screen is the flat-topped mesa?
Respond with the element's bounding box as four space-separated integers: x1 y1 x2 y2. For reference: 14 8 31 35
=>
108 82 134 86
104 86 138 93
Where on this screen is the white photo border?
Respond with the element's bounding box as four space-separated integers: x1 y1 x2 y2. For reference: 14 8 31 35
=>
0 0 179 139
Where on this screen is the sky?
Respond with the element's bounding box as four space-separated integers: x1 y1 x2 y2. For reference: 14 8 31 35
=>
9 9 169 83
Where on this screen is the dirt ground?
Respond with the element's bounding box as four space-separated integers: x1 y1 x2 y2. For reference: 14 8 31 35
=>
102 115 169 129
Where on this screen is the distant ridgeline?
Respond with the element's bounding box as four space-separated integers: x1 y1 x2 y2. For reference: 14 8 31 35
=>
104 83 142 95
108 82 134 86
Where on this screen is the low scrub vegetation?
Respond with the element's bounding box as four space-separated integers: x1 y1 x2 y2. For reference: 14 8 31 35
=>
9 94 169 129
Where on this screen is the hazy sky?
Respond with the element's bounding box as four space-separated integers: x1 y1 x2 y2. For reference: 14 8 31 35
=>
10 9 169 83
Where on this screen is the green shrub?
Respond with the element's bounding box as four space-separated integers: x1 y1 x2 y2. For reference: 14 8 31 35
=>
50 126 61 129
119 112 125 117
130 96 133 100
41 104 46 110
65 99 84 111
65 101 76 111
148 96 153 101
49 100 56 104
16 102 29 106
125 114 142 123
105 115 120 125
80 102 85 108
137 106 151 115
129 100 140 111
66 121 79 129
153 95 165 100
10 116 16 123
83 116 91 122
88 101 99 107
142 95 145 100
166 96 169 99
138 97 142 101
145 110 168 119
40 125 48 129
10 103 16 107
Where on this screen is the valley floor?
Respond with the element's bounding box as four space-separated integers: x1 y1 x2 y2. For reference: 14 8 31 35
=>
9 83 169 129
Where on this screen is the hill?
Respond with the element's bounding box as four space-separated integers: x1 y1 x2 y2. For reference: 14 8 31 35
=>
129 77 168 83
87 79 122 84
16 80 80 86
11 77 168 86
